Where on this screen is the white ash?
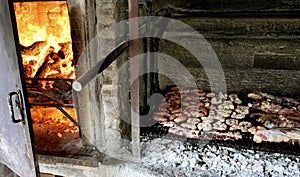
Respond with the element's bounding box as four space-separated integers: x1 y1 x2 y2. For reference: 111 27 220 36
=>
138 138 300 177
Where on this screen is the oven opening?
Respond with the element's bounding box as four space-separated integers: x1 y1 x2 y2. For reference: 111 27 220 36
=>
13 1 80 155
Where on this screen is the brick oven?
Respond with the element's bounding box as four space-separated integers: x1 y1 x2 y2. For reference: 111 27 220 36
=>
1 0 300 176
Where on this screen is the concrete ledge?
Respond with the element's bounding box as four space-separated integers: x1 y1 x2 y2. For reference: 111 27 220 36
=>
38 155 156 177
38 155 99 168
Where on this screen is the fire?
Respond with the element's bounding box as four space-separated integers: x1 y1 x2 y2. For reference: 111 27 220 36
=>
30 106 79 135
13 2 72 46
14 1 75 81
14 1 79 138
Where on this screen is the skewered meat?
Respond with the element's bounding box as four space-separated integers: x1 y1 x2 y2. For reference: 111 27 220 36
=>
248 92 300 117
251 112 300 129
249 91 300 108
219 110 233 118
168 127 199 139
197 122 213 131
250 100 300 116
173 114 188 123
161 121 176 127
204 102 211 108
262 115 300 129
153 112 170 122
222 101 235 110
213 115 225 122
228 94 238 102
212 131 242 140
186 118 201 124
158 102 169 112
248 93 262 100
248 126 266 134
225 119 239 126
234 98 243 104
211 97 222 105
218 92 228 100
226 119 239 131
235 113 247 119
213 121 227 131
235 105 249 114
183 106 207 118
168 127 187 137
253 128 300 144
181 122 197 130
238 121 252 132
171 108 182 114
206 92 215 98
170 113 181 121
201 116 214 123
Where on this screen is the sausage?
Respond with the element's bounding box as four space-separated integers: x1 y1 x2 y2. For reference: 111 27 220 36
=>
206 92 215 98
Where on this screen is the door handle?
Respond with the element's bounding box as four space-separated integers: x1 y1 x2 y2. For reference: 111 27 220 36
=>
8 90 25 124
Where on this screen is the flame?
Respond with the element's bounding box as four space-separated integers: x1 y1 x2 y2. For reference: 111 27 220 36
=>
14 1 75 82
14 2 79 138
13 2 72 46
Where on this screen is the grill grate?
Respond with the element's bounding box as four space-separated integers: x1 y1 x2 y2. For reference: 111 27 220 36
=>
141 88 300 156
25 78 79 128
141 123 300 155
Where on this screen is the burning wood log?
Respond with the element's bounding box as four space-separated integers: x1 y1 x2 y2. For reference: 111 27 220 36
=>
33 48 54 79
21 41 49 78
53 80 72 91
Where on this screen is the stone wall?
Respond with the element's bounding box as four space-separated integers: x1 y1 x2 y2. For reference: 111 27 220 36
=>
152 0 300 96
71 0 131 156
71 0 300 158
67 0 122 154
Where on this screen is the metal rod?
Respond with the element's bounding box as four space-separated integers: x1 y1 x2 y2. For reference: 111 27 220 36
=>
72 41 129 91
29 103 79 127
25 78 73 82
27 91 78 127
27 90 71 103
129 0 140 159
72 17 171 92
27 89 72 101
54 105 80 128
29 103 74 108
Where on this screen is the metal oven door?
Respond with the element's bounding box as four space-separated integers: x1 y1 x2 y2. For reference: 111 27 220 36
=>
0 0 38 176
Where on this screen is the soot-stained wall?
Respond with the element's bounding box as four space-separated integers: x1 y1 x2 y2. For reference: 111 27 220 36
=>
152 0 300 96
